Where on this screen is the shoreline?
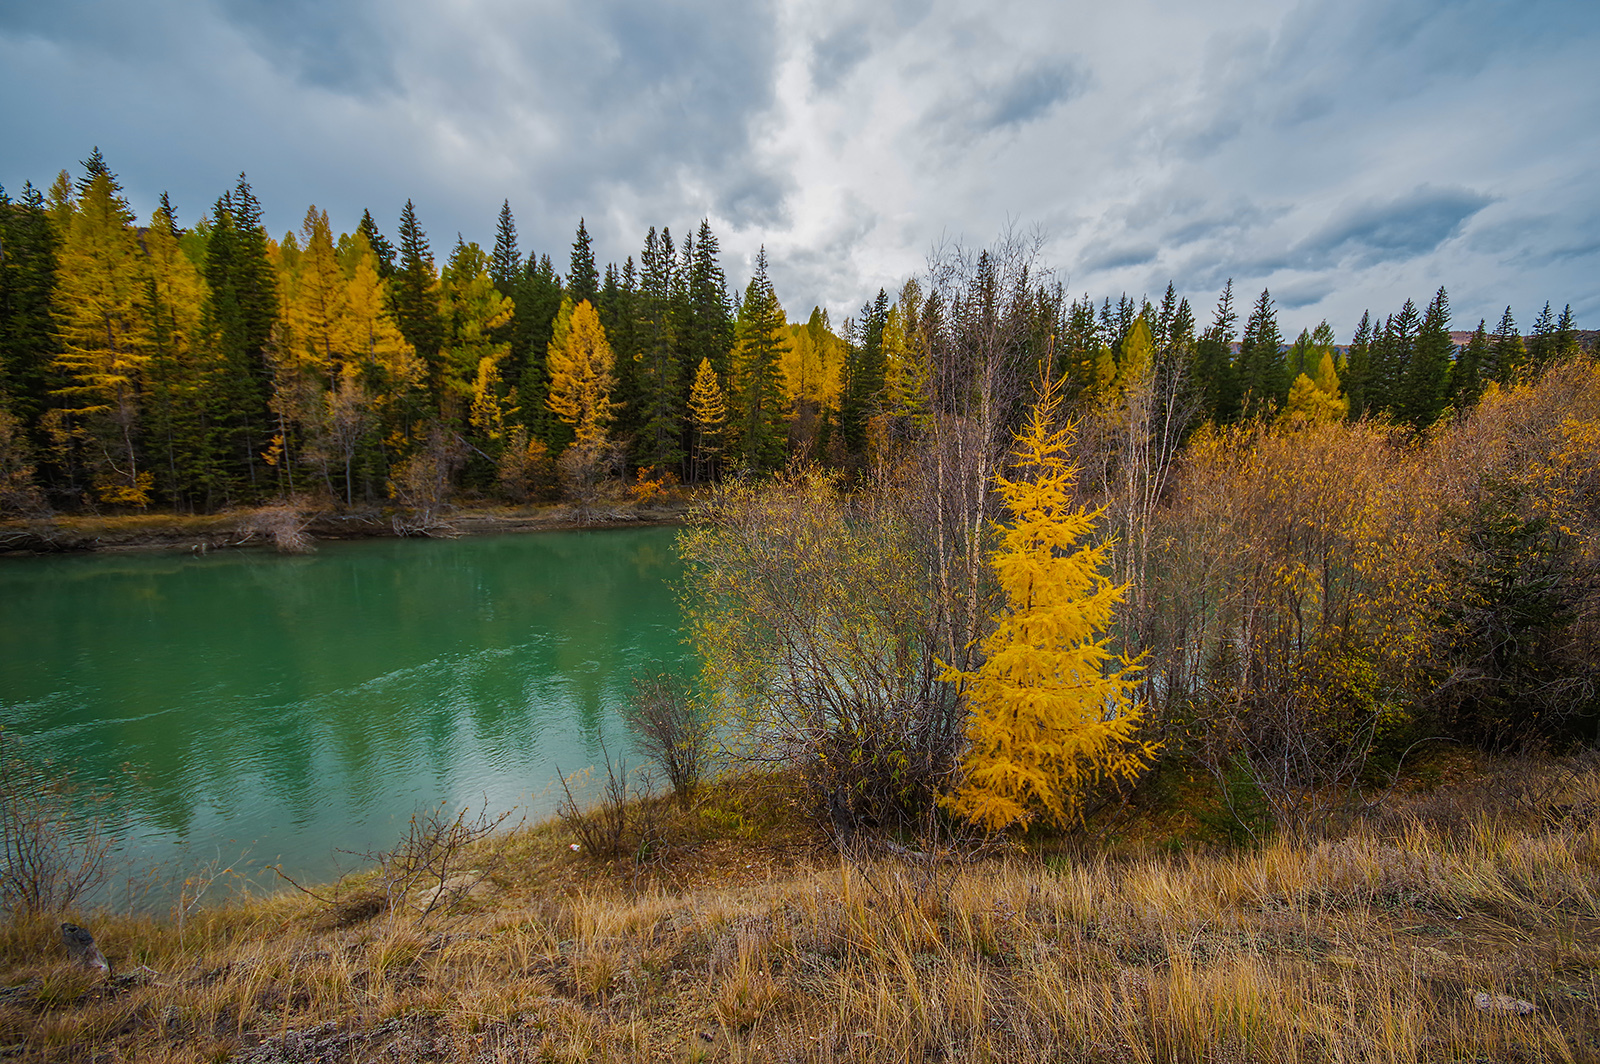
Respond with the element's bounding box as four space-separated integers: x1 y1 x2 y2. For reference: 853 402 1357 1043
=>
0 498 694 558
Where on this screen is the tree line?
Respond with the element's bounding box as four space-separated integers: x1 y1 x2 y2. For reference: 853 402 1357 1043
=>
1 149 1593 518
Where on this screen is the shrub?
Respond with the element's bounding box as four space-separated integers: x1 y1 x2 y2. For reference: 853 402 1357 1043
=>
0 732 114 920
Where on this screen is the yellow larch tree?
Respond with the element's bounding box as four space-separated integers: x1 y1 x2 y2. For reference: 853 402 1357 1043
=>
943 373 1155 832
51 169 152 506
546 298 617 444
687 356 727 481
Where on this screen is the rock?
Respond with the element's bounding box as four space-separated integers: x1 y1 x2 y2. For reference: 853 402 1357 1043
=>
1473 991 1536 1015
60 923 109 974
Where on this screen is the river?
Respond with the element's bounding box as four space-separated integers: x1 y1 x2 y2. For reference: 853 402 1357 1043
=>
0 527 686 902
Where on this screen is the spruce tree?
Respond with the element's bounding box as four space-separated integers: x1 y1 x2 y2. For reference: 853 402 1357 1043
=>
731 248 788 471
1527 302 1557 372
0 182 62 439
356 210 396 278
1192 280 1239 424
1449 320 1489 411
682 220 734 380
1344 312 1373 420
1236 288 1284 419
568 219 599 307
514 252 563 445
634 226 683 471
1490 306 1524 384
489 200 520 293
202 174 279 498
391 200 445 399
1554 305 1580 361
1401 287 1454 430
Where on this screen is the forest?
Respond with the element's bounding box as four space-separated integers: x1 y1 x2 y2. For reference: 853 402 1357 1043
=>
1 149 1591 522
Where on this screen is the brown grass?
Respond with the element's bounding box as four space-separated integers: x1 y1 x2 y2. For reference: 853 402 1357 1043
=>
3 758 1599 1062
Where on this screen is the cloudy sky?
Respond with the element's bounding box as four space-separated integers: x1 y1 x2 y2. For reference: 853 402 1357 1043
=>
3 0 1596 337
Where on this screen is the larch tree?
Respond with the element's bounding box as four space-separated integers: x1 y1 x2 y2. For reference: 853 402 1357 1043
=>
51 164 152 506
687 356 727 483
942 371 1154 832
545 298 616 445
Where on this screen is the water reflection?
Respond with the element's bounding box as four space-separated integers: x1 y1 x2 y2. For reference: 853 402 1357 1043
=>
0 527 687 895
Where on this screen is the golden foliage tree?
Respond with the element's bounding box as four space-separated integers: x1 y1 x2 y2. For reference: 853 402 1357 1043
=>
687 356 726 482
545 298 616 444
943 375 1153 832
51 170 152 506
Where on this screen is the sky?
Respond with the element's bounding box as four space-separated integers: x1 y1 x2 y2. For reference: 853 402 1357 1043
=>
2 0 1596 338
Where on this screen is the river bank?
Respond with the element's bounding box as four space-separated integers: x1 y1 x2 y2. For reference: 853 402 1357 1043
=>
0 498 694 557
3 753 1597 1062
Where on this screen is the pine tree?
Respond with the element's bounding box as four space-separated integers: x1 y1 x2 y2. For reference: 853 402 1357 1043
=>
942 371 1153 832
1554 305 1580 361
730 248 788 471
568 218 598 307
513 252 563 445
681 220 735 448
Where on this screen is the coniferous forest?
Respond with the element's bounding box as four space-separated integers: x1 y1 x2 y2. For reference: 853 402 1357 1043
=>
2 151 1593 519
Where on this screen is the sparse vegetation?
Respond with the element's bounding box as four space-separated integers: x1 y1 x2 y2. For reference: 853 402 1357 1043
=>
1 756 1598 1061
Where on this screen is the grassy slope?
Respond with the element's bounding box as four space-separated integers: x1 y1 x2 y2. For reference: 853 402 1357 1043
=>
3 756 1599 1063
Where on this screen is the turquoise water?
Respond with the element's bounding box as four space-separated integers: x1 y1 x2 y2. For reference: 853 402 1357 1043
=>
0 527 686 898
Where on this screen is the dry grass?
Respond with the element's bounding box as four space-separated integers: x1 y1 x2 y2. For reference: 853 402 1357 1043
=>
3 758 1599 1062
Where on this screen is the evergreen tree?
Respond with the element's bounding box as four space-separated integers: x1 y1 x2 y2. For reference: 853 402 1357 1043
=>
1371 299 1420 417
1236 288 1284 419
1401 287 1453 430
202 175 279 499
1527 301 1556 371
489 200 520 293
356 210 396 278
1554 305 1580 361
634 226 683 470
682 219 734 386
1344 311 1373 419
731 248 788 471
1193 280 1239 423
0 182 62 437
1058 295 1101 405
568 218 598 307
1449 320 1489 411
390 199 445 399
1489 306 1524 384
513 252 563 445
840 288 889 457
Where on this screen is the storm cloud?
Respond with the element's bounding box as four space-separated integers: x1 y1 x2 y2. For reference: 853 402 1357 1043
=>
2 0 1596 331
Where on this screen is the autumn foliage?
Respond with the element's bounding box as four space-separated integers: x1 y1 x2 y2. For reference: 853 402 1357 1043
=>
943 376 1154 831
